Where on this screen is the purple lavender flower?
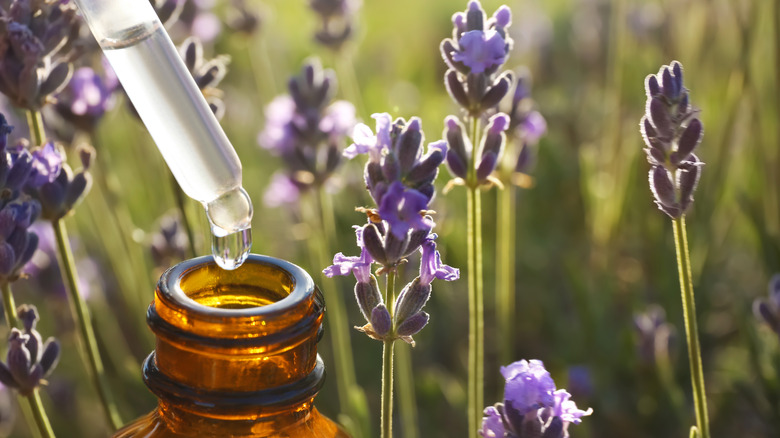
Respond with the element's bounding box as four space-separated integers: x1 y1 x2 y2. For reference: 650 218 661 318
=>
480 405 506 438
54 67 117 132
378 182 434 240
640 61 703 218
262 172 301 208
27 142 62 188
258 59 356 205
453 30 508 75
25 143 93 221
324 226 374 284
0 305 59 396
505 71 547 176
419 233 459 285
149 213 189 270
441 1 514 116
346 114 446 205
309 0 360 50
754 274 780 337
0 0 80 110
481 359 592 438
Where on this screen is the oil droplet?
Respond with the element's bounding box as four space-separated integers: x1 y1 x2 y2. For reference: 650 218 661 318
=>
211 227 252 270
205 187 253 270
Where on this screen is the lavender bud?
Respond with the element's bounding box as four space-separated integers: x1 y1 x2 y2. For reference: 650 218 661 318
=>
465 1 485 31
541 416 564 438
64 172 91 208
645 75 660 97
370 304 392 337
476 151 498 182
648 97 672 141
384 229 410 264
672 118 702 165
515 143 532 174
394 278 432 325
39 339 59 375
362 223 387 266
39 62 72 97
396 311 429 338
480 72 512 111
17 305 38 333
649 166 676 209
6 330 31 387
662 67 675 100
382 152 401 183
0 362 16 389
678 156 702 211
196 60 228 90
354 277 381 323
397 119 423 174
406 144 445 186
445 69 471 109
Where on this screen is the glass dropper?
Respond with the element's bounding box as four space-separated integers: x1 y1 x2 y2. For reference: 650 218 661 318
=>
71 0 252 270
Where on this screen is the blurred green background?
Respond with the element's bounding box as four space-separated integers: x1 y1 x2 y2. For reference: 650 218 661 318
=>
1 0 779 436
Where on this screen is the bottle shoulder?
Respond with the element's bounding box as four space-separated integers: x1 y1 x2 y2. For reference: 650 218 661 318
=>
113 408 351 438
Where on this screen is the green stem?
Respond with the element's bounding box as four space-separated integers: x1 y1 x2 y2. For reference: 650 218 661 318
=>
313 189 370 437
466 115 484 437
26 390 55 438
168 171 198 258
2 283 54 438
496 180 516 366
25 111 44 145
52 219 123 430
672 217 710 438
381 272 396 438
1 282 17 328
467 186 484 438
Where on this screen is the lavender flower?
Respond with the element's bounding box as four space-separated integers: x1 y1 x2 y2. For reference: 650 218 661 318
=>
179 36 228 120
24 142 93 221
149 213 189 270
505 70 546 177
226 0 260 36
634 304 675 365
325 114 457 344
0 305 59 396
640 61 703 218
346 114 446 206
259 59 355 205
481 359 592 438
754 274 780 337
309 0 360 50
54 66 117 133
0 0 81 110
441 0 514 116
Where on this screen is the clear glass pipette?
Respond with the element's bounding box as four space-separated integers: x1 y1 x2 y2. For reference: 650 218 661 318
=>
71 0 252 270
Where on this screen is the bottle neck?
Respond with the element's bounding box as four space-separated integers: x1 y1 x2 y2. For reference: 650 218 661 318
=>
145 255 325 419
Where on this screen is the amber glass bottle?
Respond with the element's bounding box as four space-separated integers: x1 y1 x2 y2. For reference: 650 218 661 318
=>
114 254 350 437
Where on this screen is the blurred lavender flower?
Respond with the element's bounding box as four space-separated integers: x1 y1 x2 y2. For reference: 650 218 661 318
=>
151 0 186 28
309 0 360 50
179 36 229 120
634 304 675 365
640 61 703 218
226 0 260 36
23 141 93 221
481 359 592 438
0 305 59 396
0 114 40 283
54 66 117 133
263 172 300 208
505 69 546 178
173 0 222 43
441 0 513 117
149 213 189 271
753 274 780 337
0 0 81 110
258 59 355 205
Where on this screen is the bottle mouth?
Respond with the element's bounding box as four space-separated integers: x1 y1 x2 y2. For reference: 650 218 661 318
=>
160 254 313 318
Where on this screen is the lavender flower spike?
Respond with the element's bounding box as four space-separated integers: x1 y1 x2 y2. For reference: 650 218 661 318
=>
482 359 591 438
640 61 704 218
